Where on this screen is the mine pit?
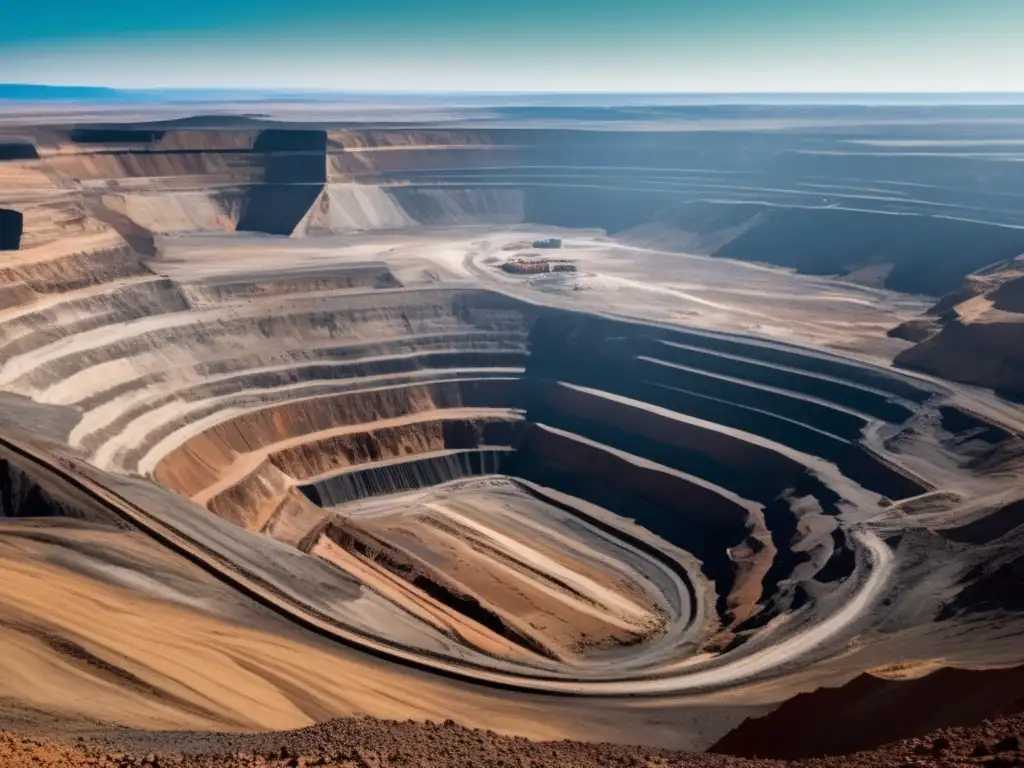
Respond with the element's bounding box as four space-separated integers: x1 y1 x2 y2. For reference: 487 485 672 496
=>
91 279 956 674
0 228 1016 683
1 117 1023 758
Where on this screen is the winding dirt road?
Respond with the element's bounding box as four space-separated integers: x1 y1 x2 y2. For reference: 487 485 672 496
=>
0 431 893 697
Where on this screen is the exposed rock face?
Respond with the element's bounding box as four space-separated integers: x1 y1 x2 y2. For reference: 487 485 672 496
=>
893 258 1024 399
237 130 327 236
898 320 1024 399
5 121 1024 294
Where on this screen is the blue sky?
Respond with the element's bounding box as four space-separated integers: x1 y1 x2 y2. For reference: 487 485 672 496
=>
1 0 1022 91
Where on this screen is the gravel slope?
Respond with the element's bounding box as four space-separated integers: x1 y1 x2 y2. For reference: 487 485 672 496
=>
2 713 1023 768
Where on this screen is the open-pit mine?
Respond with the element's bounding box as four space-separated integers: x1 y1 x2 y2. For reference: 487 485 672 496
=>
0 103 1023 761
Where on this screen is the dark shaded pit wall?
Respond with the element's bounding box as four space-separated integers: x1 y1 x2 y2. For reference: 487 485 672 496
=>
0 209 22 250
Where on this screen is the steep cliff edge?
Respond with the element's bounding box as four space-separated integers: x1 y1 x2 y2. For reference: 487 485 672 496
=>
893 258 1024 399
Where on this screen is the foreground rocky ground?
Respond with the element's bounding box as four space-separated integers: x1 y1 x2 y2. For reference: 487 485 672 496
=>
2 714 1023 768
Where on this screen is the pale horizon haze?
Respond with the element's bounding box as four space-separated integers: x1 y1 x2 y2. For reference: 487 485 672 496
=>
1 0 1023 92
